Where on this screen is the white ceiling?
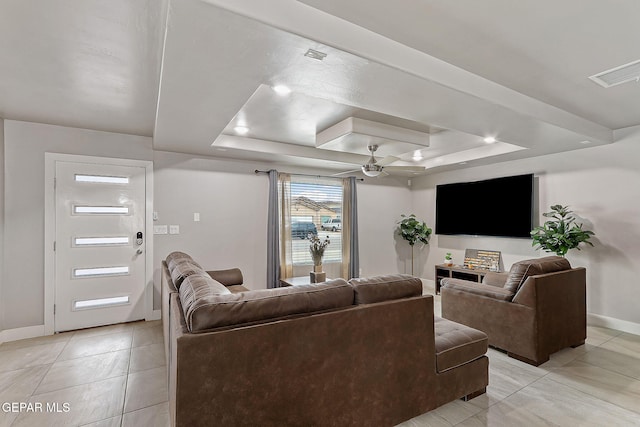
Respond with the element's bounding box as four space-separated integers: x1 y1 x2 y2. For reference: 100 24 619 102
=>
1 0 639 175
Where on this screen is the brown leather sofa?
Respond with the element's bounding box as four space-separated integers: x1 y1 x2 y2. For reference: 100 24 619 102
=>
162 252 489 426
441 256 586 366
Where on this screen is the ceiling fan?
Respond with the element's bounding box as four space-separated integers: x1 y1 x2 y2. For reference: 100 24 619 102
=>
336 145 426 177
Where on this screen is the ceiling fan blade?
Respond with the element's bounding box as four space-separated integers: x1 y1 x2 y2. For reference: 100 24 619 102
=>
330 169 360 177
383 166 426 172
376 155 400 166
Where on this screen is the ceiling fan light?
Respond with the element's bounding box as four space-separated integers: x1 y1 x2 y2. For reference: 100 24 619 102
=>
362 164 383 177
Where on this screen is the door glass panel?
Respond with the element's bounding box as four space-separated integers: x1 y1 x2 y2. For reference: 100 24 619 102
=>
73 266 129 278
75 174 129 184
74 296 130 310
74 237 130 246
74 206 129 215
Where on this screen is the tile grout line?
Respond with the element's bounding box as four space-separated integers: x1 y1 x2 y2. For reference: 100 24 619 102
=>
119 331 135 426
31 331 76 393
457 330 637 426
542 375 640 417
8 333 76 426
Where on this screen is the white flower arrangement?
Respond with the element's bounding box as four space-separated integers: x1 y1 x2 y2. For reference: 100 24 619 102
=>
309 234 330 266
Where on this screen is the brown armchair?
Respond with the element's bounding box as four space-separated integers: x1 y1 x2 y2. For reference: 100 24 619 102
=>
441 256 586 366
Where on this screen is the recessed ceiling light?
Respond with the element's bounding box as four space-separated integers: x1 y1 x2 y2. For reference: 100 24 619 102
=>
412 150 423 161
272 85 291 96
304 48 327 61
484 137 496 144
579 140 592 144
459 161 467 165
234 126 249 135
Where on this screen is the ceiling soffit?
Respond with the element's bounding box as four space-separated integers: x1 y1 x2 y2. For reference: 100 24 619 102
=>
155 0 615 172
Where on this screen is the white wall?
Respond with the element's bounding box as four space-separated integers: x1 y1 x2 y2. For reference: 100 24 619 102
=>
152 152 269 299
4 118 638 332
2 121 152 330
411 125 640 328
357 180 417 276
152 151 413 306
0 121 411 331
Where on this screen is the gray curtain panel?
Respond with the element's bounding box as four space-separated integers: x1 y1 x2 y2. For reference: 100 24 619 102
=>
266 169 280 288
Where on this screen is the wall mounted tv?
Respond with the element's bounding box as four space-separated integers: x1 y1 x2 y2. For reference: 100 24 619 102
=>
435 174 534 238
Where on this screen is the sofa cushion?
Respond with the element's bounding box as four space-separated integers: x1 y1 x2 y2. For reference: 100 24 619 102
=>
349 274 422 304
226 285 250 293
179 274 232 308
503 256 571 294
166 251 196 271
170 260 205 289
181 278 354 332
441 279 515 301
178 273 231 317
434 317 488 373
206 268 244 287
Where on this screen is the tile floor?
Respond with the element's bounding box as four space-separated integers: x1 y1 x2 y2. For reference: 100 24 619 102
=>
0 320 169 427
1 297 639 426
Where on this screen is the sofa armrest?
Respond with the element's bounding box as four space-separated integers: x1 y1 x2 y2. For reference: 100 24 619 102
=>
482 272 509 288
441 278 514 301
206 268 243 287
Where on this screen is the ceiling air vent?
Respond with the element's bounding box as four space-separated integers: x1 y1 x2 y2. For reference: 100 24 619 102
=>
589 59 640 88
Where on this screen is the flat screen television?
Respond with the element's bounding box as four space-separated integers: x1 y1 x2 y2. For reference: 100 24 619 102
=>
435 174 534 238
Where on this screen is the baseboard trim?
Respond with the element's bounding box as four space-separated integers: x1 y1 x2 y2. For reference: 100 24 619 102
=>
588 313 640 336
0 324 46 344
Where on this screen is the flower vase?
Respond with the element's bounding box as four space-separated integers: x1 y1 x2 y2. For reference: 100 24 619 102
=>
310 262 326 283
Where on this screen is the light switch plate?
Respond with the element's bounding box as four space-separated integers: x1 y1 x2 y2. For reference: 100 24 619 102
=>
194 212 200 222
169 225 180 235
154 225 168 235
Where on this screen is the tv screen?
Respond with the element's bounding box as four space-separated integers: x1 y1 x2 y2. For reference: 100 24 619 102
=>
435 174 534 238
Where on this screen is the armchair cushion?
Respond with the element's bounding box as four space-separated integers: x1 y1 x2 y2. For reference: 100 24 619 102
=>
441 279 515 301
482 272 509 288
503 256 571 294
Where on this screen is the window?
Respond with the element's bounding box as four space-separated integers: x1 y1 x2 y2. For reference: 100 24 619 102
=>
271 171 357 284
288 176 343 266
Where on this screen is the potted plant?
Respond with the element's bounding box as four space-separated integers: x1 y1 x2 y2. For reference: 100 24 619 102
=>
444 252 453 266
530 204 595 256
397 214 432 275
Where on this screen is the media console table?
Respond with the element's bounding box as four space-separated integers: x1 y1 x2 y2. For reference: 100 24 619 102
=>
435 264 497 294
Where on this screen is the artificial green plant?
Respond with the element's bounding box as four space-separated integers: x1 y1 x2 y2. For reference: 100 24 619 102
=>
397 214 432 275
530 204 595 256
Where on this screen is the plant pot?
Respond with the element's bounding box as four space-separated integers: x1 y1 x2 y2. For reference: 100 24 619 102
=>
310 271 326 283
313 264 323 273
444 259 453 266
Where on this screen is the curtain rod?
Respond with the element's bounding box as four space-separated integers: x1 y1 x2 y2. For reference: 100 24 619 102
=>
254 169 364 181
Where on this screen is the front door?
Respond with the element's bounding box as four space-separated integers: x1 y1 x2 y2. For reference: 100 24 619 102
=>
54 160 147 332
